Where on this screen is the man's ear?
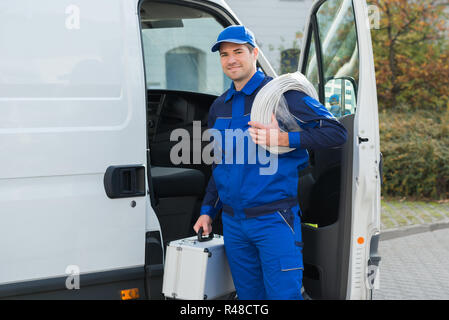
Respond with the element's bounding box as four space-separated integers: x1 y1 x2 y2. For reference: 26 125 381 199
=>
253 47 259 60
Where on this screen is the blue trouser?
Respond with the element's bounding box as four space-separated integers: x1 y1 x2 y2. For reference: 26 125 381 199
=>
222 204 304 300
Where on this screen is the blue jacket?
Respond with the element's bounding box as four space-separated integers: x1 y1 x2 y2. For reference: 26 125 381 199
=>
200 70 347 220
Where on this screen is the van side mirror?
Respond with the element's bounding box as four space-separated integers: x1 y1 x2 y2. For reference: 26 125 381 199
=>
324 77 357 117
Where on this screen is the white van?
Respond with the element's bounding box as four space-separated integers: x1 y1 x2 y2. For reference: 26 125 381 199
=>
0 0 381 300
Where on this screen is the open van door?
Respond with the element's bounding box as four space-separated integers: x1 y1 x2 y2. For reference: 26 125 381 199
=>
298 0 381 299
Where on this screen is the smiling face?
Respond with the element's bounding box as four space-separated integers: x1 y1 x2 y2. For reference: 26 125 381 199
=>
219 42 259 91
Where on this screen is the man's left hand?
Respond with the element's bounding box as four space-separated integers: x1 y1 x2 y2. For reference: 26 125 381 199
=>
248 114 289 147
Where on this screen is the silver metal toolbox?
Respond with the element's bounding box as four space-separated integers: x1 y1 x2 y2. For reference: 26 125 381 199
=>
162 233 235 300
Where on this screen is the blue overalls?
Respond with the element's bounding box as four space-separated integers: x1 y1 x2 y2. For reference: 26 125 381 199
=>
200 70 347 300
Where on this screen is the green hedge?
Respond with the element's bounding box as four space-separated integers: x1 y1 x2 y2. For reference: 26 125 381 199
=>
380 109 449 200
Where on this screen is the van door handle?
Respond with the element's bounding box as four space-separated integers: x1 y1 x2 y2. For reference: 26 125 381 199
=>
358 136 369 144
104 165 146 199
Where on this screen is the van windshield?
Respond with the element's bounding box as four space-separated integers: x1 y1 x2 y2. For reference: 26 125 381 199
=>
140 2 229 96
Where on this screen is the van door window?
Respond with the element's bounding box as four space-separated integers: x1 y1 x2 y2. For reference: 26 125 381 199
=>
140 2 226 95
316 0 359 116
303 0 359 117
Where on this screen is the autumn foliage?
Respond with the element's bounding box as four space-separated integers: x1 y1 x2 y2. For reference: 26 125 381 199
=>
370 0 449 199
380 109 449 199
370 0 449 111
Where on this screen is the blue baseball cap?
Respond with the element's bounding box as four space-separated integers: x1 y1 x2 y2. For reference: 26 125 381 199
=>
211 25 257 52
329 94 340 104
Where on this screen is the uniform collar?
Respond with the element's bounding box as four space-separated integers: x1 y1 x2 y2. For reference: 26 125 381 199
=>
225 69 265 102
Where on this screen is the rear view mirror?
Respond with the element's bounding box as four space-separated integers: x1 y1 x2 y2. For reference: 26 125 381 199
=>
324 77 357 117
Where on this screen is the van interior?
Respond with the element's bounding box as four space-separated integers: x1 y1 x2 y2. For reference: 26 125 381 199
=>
140 0 354 300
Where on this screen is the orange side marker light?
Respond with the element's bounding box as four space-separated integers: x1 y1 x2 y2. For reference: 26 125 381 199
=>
121 288 140 300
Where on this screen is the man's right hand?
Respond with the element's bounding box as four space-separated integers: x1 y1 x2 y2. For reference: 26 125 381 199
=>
193 215 213 236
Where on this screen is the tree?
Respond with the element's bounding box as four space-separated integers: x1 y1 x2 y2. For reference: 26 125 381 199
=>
370 0 449 111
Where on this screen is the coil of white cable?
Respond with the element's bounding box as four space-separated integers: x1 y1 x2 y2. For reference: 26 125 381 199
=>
250 71 319 154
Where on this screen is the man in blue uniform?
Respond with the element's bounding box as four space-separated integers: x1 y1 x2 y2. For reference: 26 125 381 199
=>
193 26 347 300
329 94 342 117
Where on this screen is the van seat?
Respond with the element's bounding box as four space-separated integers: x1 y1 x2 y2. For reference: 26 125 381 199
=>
151 166 205 197
150 166 205 245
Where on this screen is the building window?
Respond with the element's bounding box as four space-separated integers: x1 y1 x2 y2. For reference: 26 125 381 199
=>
166 46 205 92
280 48 300 74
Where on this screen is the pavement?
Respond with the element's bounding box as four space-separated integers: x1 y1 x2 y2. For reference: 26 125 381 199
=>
372 200 449 300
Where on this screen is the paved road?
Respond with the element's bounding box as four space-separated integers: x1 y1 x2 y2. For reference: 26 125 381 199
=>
372 227 449 300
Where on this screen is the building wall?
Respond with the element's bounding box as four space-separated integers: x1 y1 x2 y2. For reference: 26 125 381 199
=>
225 0 314 73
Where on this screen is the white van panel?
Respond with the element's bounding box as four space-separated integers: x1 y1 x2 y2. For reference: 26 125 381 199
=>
0 1 123 99
347 0 381 299
0 0 147 284
0 174 145 284
0 0 137 180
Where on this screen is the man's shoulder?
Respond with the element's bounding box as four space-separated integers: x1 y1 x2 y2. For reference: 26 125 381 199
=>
209 89 231 114
207 89 230 121
212 89 230 106
283 89 309 101
254 75 274 94
262 75 274 85
282 90 322 110
254 73 271 86
211 73 273 108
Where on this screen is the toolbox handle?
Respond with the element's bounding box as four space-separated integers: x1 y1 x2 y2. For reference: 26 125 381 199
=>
197 227 214 242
